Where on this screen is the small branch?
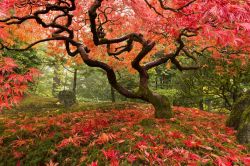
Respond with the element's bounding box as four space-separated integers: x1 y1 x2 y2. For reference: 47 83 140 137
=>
144 53 174 70
143 0 165 17
157 0 196 15
0 36 79 53
183 48 197 62
78 44 139 99
171 58 200 71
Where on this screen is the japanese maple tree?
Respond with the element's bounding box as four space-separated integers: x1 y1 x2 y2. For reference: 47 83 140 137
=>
0 0 249 118
0 57 39 112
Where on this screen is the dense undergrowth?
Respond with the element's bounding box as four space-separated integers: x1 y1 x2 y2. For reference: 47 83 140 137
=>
0 96 249 166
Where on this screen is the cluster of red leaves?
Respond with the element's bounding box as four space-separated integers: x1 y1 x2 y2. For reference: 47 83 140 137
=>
0 0 16 38
0 57 39 112
0 0 249 74
0 0 15 16
0 105 249 165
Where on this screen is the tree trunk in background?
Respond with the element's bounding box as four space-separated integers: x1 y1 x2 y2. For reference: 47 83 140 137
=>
207 100 212 111
155 77 158 90
111 86 115 102
160 75 164 88
52 63 61 97
199 99 204 110
73 69 77 94
63 71 68 90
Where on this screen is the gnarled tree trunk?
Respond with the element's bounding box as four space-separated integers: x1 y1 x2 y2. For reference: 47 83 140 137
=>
0 0 200 119
147 91 172 119
78 45 173 119
111 86 115 102
227 91 250 144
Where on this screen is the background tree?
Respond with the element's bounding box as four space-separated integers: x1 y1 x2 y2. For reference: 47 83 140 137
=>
0 0 249 118
172 53 250 111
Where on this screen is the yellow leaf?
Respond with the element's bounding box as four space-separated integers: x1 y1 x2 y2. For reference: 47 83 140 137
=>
166 60 172 69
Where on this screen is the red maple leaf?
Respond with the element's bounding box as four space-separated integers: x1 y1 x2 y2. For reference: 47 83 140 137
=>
88 161 98 166
183 139 202 148
102 149 119 160
241 157 250 165
0 57 39 112
127 154 137 163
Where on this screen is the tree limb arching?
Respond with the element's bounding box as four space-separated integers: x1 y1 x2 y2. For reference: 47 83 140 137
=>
144 0 197 16
0 0 205 119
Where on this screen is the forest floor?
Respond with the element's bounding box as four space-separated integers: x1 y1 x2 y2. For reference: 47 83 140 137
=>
0 96 249 166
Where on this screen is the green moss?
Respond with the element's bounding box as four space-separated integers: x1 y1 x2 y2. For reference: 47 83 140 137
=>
136 87 173 119
0 155 16 166
227 91 250 144
54 144 82 166
148 93 173 119
110 125 122 132
3 130 31 145
0 123 5 135
170 122 194 135
241 107 250 125
15 95 59 112
85 145 103 164
226 91 250 129
21 139 56 166
132 125 140 131
48 125 62 132
115 140 133 153
1 95 147 118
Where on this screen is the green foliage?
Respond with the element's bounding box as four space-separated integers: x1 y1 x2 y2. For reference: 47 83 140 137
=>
33 56 66 97
76 67 111 101
2 49 42 73
33 62 141 102
34 68 54 97
154 89 179 104
75 67 139 102
170 54 250 110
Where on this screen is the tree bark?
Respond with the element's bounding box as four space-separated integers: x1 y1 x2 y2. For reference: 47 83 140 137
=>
147 91 173 119
199 99 204 110
155 77 158 90
78 45 173 119
73 69 77 94
111 86 115 102
137 87 173 119
52 63 61 97
207 100 212 112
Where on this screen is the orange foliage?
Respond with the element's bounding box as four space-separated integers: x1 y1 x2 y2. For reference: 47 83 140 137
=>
0 0 249 75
